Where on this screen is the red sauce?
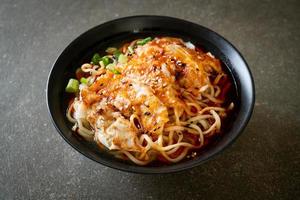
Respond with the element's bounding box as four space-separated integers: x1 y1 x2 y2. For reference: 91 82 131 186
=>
75 68 89 80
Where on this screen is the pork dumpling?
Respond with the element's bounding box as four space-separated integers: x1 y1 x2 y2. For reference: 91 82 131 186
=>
95 118 141 152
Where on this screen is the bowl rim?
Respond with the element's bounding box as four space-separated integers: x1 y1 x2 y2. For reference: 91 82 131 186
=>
46 15 255 174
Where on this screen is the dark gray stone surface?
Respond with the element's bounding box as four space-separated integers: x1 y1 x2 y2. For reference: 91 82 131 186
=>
0 0 299 199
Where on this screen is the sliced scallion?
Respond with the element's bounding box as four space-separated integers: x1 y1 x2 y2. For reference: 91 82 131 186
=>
80 77 88 84
91 53 101 65
128 46 134 54
65 78 79 93
118 54 127 64
109 69 121 75
105 63 114 70
113 49 122 59
106 63 121 75
137 37 152 45
101 56 111 66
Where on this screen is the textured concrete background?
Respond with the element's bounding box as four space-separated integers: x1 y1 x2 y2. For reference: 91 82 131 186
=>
0 0 299 199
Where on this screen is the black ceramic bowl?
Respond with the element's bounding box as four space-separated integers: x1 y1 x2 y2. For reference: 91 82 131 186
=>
47 16 255 174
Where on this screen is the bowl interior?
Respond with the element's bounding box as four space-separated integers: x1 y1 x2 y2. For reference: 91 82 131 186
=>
47 16 254 173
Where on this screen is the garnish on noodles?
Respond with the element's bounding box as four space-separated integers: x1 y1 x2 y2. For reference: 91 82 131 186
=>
65 37 234 165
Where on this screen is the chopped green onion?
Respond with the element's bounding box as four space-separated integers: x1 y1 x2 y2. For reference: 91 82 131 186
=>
137 37 152 45
113 49 122 59
105 47 117 54
101 56 111 66
106 63 121 75
109 69 121 75
80 77 88 84
99 60 105 68
65 78 79 93
118 54 127 64
128 46 134 54
105 63 114 70
91 53 101 65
